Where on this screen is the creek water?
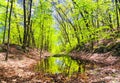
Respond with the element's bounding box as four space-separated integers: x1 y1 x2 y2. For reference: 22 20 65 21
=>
35 55 86 75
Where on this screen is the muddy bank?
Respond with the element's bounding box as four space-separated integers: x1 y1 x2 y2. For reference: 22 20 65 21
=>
0 43 120 83
69 51 120 82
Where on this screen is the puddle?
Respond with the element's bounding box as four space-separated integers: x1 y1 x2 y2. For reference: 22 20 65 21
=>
35 55 85 75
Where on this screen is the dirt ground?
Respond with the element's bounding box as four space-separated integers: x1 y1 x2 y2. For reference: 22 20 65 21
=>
0 45 120 83
0 45 51 83
70 52 120 83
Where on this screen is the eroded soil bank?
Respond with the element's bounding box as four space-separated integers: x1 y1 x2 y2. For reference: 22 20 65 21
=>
0 45 120 83
69 52 120 83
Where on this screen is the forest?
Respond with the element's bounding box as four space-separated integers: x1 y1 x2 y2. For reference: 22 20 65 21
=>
0 0 120 82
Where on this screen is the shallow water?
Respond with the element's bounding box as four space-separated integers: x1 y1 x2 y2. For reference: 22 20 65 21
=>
35 55 85 75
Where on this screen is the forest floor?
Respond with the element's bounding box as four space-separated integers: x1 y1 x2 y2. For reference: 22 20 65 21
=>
70 52 120 83
0 44 120 83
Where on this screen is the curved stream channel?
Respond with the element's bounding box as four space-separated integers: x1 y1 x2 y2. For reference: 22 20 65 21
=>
35 54 91 76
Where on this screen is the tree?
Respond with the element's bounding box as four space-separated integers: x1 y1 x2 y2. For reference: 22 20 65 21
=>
5 0 13 61
3 0 9 44
22 0 27 49
115 0 120 27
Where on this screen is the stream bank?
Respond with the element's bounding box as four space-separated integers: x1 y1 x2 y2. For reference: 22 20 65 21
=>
69 51 120 82
0 44 120 83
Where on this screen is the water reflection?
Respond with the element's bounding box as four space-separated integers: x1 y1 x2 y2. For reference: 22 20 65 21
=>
35 55 85 75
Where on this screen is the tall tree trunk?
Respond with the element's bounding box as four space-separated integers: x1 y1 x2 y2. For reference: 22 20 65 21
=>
54 15 72 47
109 13 113 29
23 0 27 49
39 1 43 58
115 0 120 27
60 8 80 45
27 0 32 47
118 0 120 14
5 0 13 61
30 20 36 47
13 11 22 44
3 0 9 44
96 0 99 28
40 24 44 58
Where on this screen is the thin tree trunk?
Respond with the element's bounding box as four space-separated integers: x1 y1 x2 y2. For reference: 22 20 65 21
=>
27 0 32 47
96 0 99 28
40 1 43 58
40 24 44 59
54 15 72 47
109 13 113 29
3 0 9 44
13 11 22 44
115 0 119 27
30 20 36 47
5 0 13 61
118 0 120 14
60 8 80 45
23 0 27 49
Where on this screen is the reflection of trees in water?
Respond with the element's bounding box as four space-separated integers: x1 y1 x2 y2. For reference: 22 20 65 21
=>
44 58 49 73
57 56 73 75
76 60 86 73
35 55 82 75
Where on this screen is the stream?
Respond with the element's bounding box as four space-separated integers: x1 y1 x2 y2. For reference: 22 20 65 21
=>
35 54 87 76
34 55 120 82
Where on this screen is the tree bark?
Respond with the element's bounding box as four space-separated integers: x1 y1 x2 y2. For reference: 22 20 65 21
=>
27 0 32 47
13 11 22 44
3 0 9 44
115 0 120 27
22 0 27 49
5 0 13 61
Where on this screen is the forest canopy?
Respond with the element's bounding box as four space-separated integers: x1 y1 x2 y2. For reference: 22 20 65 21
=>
0 1 120 83
0 0 120 54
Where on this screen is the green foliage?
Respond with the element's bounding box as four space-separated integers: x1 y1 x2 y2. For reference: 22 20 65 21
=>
0 0 119 53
